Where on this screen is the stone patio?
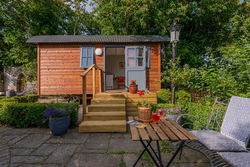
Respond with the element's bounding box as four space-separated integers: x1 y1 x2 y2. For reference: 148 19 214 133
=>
0 127 210 167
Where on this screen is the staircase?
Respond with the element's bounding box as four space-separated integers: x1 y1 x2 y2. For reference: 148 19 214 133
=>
79 93 127 132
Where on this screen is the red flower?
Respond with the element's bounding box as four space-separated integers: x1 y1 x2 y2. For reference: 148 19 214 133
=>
131 80 133 83
138 90 145 96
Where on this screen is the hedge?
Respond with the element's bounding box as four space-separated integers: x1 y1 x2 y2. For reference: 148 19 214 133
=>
0 95 39 103
0 103 78 128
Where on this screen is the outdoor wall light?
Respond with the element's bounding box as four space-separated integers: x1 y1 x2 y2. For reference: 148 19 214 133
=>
95 48 103 56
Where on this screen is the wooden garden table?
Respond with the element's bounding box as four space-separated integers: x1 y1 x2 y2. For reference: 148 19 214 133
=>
128 116 198 167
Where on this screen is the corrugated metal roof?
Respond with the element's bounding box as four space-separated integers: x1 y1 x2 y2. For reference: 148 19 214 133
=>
26 35 169 44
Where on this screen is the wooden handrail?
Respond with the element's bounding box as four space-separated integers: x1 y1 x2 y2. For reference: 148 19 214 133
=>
81 64 103 115
81 64 102 77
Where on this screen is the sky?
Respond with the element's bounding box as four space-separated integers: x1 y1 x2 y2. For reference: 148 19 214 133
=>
86 0 93 12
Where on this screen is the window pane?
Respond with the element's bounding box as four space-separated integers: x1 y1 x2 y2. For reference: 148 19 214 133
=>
127 48 136 58
82 48 87 58
128 58 136 67
82 57 87 67
138 58 143 66
87 48 92 58
87 57 93 66
138 48 143 57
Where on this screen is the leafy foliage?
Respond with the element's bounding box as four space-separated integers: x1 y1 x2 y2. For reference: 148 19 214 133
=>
0 103 78 128
0 95 38 103
175 90 191 104
157 89 171 103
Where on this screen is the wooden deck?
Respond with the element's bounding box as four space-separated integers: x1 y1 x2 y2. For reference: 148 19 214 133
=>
79 92 157 133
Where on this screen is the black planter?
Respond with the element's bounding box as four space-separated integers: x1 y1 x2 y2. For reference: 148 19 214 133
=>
6 91 16 97
49 115 70 136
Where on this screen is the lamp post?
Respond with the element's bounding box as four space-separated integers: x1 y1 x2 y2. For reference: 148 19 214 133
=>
168 20 181 104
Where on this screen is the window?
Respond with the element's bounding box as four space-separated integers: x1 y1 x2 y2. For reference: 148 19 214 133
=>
126 46 150 68
146 46 150 68
80 47 95 68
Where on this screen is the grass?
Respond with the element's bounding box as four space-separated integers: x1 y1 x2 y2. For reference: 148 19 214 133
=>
119 160 126 167
161 141 174 153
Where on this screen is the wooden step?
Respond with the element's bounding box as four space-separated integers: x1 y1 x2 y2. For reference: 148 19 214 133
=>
79 120 127 132
84 111 126 121
88 104 125 112
92 98 125 104
94 93 125 99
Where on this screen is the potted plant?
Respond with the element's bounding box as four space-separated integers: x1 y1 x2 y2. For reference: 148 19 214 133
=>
6 89 16 97
129 80 138 94
165 107 182 124
44 106 72 136
137 100 156 123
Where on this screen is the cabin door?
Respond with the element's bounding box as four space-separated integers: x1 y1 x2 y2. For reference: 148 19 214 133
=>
125 46 146 91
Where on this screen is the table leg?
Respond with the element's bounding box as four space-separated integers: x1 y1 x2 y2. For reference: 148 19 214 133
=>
133 140 152 167
147 141 160 160
138 140 160 167
156 141 164 167
166 141 185 167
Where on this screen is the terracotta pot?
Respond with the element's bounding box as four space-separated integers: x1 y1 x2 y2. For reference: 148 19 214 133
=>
129 84 138 94
137 106 152 123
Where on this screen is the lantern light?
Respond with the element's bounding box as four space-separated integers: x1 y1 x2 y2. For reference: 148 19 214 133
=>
95 48 103 56
168 20 181 43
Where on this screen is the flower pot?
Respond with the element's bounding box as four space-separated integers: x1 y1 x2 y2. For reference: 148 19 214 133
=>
49 115 70 136
6 91 16 97
129 85 138 94
138 106 152 123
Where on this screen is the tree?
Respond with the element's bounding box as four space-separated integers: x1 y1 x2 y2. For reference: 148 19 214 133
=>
0 0 92 79
161 58 195 104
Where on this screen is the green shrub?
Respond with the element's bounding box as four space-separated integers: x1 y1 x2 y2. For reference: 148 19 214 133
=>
176 90 191 104
157 103 176 109
180 101 213 130
14 95 39 103
157 89 171 103
0 95 39 103
0 103 78 128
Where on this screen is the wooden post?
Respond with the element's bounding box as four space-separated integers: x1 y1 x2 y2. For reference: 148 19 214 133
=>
92 66 96 96
99 69 102 93
82 76 87 117
37 45 40 95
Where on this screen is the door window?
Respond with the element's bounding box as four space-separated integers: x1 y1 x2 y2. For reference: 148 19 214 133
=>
127 48 136 67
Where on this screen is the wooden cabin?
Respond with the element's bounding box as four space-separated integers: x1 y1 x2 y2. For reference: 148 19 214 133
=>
27 35 169 132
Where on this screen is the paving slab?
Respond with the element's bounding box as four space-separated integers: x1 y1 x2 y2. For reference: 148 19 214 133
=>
111 132 131 138
45 144 78 164
31 144 58 156
1 134 28 145
181 147 209 163
109 137 142 153
18 164 63 167
123 154 150 167
76 147 107 153
26 128 51 135
11 155 46 164
2 128 29 136
47 129 89 144
13 134 51 148
66 153 122 167
10 148 34 156
83 133 111 150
